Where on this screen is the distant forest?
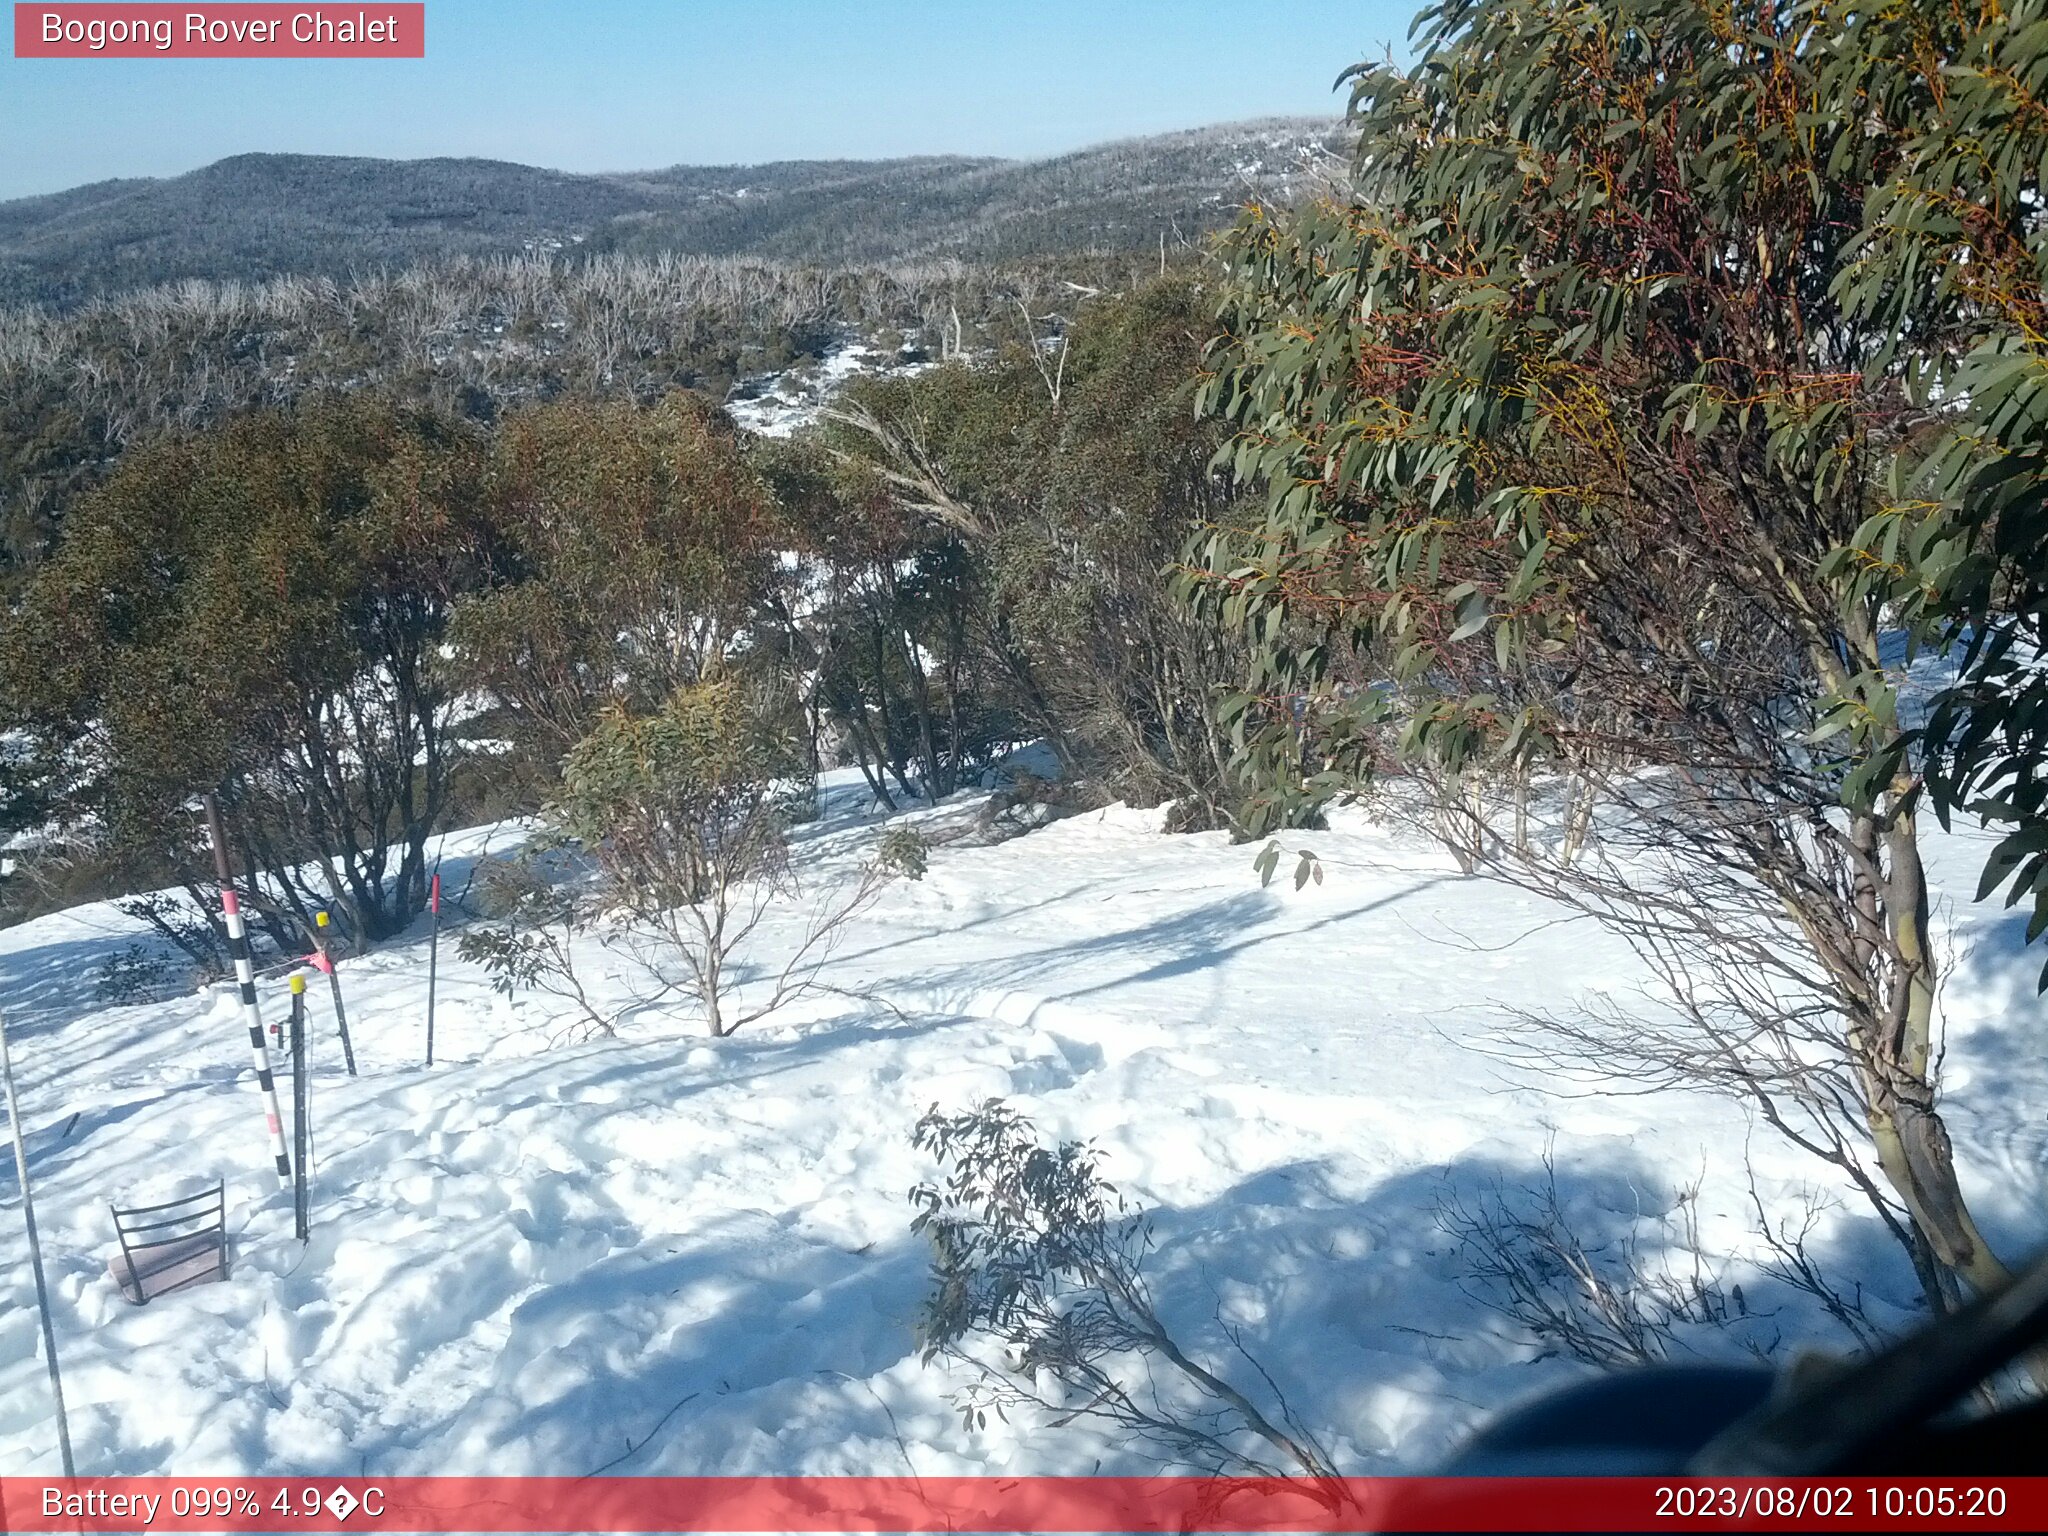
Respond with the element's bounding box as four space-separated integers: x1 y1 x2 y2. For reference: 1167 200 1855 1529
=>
0 119 1346 598
0 120 1346 309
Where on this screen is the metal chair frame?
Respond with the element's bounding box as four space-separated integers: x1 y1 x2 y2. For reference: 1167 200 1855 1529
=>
109 1180 229 1305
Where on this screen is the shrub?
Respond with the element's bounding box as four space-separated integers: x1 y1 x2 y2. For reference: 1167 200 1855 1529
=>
875 827 929 881
551 678 865 1038
910 1100 1346 1498
92 943 182 1005
974 770 1098 844
457 854 613 1042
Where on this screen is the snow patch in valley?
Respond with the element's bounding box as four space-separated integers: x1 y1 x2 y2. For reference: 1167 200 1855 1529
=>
724 338 935 439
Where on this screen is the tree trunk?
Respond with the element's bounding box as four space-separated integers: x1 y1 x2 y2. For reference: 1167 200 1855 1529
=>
1859 789 2012 1301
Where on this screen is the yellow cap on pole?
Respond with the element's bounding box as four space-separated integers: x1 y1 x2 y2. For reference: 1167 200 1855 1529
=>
289 974 306 995
315 911 329 928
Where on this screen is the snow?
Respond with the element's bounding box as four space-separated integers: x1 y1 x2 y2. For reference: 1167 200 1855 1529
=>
1 770 2043 1476
724 339 933 439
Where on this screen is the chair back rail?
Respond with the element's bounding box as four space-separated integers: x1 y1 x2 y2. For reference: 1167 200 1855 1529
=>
110 1181 228 1304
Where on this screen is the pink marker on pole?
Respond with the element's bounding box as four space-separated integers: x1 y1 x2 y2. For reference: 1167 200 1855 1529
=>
312 910 357 1077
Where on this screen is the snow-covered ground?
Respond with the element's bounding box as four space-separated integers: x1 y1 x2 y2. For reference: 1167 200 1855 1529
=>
1 771 2043 1476
724 339 934 438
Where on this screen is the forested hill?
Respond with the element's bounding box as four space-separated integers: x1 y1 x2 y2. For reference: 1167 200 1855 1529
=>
0 118 1346 308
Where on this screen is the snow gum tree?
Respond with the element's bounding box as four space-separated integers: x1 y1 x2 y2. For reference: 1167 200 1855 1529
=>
1188 0 2041 1313
1816 2 2048 989
449 393 782 781
764 438 1011 809
0 395 495 946
814 279 1254 826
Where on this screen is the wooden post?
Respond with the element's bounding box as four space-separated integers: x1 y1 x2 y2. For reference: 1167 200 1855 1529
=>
0 1010 76 1476
289 977 309 1242
312 911 357 1077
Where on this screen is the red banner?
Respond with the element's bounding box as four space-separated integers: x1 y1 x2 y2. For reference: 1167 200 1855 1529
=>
0 1476 2043 1532
13 5 424 58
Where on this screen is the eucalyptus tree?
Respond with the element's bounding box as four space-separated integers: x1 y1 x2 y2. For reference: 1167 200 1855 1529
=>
1816 1 2048 989
1189 0 2036 1311
816 278 1252 826
449 392 783 783
1 395 496 946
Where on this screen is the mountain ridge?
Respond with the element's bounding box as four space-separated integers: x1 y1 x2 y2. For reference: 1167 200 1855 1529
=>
0 118 1349 308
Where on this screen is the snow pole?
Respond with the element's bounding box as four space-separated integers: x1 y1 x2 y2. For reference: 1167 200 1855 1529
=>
312 910 357 1077
0 1009 76 1477
424 866 441 1068
203 794 291 1189
290 977 309 1243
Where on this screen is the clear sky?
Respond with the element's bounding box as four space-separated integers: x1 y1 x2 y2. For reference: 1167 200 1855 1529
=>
0 1 1415 200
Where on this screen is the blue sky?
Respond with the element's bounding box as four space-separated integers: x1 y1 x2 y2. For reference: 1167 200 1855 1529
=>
0 1 1414 199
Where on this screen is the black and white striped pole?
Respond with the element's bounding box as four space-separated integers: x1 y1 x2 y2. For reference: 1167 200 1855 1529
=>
204 795 291 1189
0 1008 75 1476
